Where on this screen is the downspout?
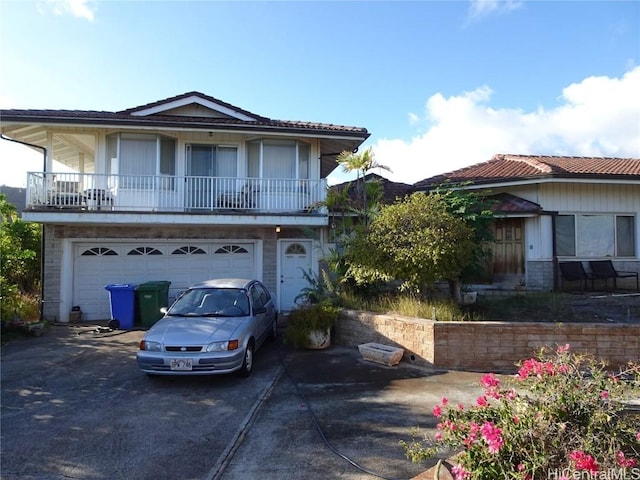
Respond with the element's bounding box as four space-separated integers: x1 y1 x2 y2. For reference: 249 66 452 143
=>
547 210 559 291
0 133 47 322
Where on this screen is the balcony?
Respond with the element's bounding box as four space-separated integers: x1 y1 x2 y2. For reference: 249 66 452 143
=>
25 172 327 214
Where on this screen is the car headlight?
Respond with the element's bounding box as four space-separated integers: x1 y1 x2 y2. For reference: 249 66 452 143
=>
206 340 239 352
140 340 162 351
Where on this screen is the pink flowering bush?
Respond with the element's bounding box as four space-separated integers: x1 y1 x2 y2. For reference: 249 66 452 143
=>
402 345 640 479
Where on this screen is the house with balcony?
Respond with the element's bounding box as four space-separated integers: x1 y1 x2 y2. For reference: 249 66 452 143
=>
0 92 369 322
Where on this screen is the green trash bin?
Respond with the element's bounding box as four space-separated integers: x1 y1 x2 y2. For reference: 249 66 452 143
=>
137 281 171 328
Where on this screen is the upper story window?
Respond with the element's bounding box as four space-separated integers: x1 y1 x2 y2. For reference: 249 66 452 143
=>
107 133 176 189
556 214 635 257
247 139 309 180
186 144 238 177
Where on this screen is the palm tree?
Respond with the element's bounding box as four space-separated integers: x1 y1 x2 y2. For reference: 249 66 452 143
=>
336 147 391 226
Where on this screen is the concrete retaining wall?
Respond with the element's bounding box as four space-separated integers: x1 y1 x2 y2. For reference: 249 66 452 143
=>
334 309 640 372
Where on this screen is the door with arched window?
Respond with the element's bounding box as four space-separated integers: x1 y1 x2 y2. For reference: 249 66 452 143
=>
278 240 312 311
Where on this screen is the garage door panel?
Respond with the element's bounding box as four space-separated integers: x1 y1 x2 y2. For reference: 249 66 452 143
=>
73 242 257 321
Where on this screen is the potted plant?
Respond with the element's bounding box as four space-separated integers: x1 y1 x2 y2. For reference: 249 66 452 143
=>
285 268 342 349
460 285 478 305
284 300 340 349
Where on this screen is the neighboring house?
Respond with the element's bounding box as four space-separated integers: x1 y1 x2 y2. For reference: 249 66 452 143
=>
331 172 413 206
327 172 412 240
413 154 640 291
0 92 369 321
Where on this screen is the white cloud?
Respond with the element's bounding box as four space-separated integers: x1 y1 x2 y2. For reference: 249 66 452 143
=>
0 141 45 188
40 0 96 21
467 0 523 20
365 66 640 185
0 95 19 109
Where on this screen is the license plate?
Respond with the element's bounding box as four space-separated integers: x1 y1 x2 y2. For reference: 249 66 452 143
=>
170 359 193 371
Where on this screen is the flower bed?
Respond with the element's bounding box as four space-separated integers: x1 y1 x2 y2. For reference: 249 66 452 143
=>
401 345 640 479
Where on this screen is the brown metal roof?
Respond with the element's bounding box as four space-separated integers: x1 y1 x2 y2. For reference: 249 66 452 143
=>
413 154 640 189
330 173 413 207
488 192 541 214
329 177 541 215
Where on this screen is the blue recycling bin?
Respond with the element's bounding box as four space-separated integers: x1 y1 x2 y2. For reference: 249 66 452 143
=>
105 284 138 329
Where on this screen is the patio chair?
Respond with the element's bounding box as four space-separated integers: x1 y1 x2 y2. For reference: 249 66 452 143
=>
48 181 84 208
216 183 258 210
558 262 595 292
588 260 639 291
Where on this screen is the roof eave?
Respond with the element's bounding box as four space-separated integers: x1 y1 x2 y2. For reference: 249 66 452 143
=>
415 174 640 190
0 115 369 140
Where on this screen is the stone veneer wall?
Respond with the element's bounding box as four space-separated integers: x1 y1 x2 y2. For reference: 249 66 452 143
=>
334 310 640 372
40 224 280 322
525 260 554 291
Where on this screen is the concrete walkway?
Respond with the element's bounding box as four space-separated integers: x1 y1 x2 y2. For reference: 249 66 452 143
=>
215 343 487 480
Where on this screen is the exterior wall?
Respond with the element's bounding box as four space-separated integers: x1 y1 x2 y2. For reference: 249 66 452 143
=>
524 260 554 291
40 224 305 322
495 183 640 290
503 183 640 214
523 215 554 261
41 224 63 321
101 130 322 182
500 183 640 262
334 310 640 372
263 235 278 296
524 256 640 292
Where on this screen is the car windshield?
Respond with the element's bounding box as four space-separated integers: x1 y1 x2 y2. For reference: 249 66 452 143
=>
168 288 250 317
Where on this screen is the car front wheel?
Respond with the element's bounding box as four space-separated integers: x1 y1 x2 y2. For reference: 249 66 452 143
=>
238 343 254 378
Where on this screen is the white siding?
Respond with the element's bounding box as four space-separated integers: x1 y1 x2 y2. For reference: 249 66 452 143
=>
499 183 640 263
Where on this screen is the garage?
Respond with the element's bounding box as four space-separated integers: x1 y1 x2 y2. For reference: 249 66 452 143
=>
72 241 259 321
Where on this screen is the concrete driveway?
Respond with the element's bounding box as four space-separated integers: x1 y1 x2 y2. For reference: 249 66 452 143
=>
1 325 283 480
2 324 487 480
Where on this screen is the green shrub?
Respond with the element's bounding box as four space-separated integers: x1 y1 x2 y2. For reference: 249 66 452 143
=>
0 280 40 321
285 301 340 348
0 279 19 321
402 345 640 479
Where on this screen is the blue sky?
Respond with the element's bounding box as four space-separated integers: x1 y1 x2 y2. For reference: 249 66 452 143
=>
1 0 639 187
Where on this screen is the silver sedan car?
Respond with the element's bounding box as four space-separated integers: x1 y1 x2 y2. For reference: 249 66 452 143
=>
137 278 278 377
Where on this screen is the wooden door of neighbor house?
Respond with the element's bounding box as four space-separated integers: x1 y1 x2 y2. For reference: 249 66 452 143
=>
491 218 525 284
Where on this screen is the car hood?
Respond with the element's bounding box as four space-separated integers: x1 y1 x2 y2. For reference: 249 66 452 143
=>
145 316 243 345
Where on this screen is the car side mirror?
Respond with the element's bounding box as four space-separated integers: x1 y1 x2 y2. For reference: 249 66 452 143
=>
254 306 267 314
160 307 168 314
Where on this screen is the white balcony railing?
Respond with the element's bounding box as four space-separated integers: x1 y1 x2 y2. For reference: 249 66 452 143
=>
26 172 327 213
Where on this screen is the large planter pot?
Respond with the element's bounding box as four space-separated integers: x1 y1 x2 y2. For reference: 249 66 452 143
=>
461 291 478 305
285 303 339 349
306 327 331 350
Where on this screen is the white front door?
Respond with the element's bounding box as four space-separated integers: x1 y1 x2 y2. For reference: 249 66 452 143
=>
278 240 312 312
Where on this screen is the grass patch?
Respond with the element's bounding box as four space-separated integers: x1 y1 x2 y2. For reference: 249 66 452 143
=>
338 291 639 323
338 291 479 321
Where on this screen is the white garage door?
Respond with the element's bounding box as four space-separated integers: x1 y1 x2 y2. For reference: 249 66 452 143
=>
73 242 257 321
